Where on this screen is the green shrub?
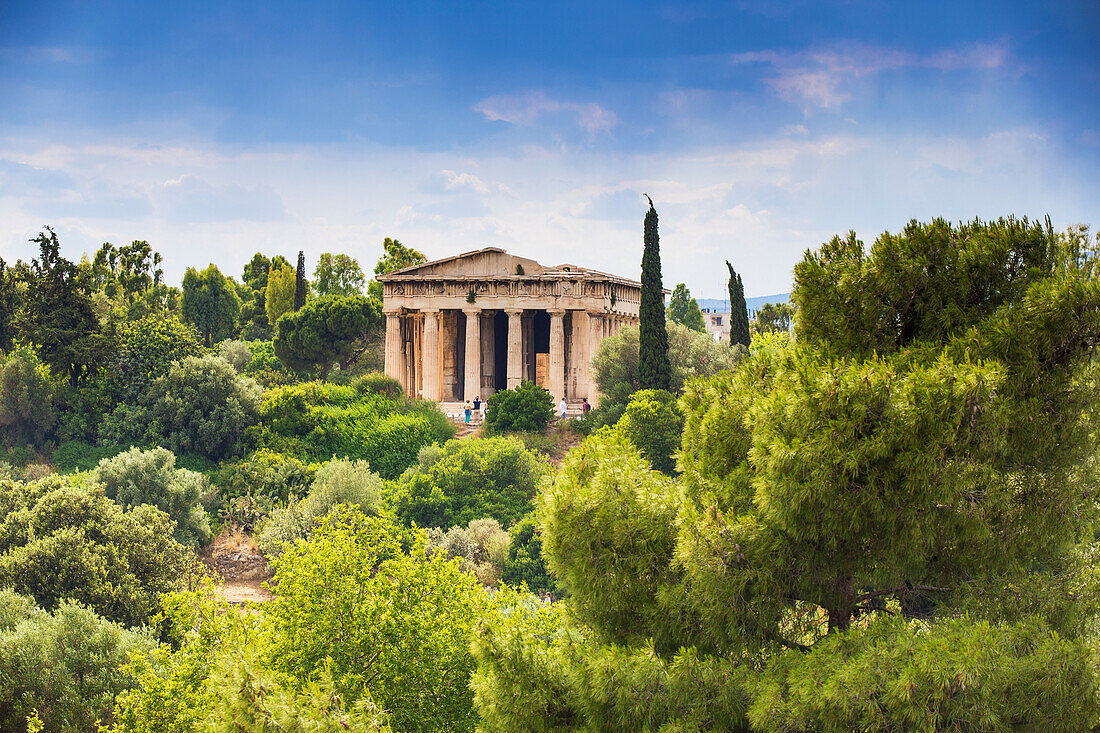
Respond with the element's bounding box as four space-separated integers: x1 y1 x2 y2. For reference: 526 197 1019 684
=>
51 440 125 474
103 315 206 406
212 449 316 505
500 514 558 596
613 388 683 475
352 372 404 398
388 437 548 529
253 381 454 478
483 380 554 434
0 476 191 627
0 348 56 449
216 339 253 372
107 575 394 733
93 447 213 546
0 590 155 733
256 458 384 557
100 355 262 460
266 508 483 733
426 518 511 587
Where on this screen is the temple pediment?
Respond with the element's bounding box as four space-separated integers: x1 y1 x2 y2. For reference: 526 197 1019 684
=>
383 247 545 279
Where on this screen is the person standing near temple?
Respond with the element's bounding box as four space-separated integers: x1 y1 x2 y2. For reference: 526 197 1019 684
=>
558 396 567 420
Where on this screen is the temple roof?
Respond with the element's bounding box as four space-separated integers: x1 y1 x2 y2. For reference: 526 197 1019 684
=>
378 247 644 288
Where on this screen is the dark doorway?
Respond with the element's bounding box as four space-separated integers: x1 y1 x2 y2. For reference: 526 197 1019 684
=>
493 310 508 392
533 310 550 353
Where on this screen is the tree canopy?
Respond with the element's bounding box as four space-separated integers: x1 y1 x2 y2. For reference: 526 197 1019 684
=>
21 228 108 386
473 216 1100 730
265 263 297 327
313 252 366 297
750 301 792 335
181 264 240 347
667 283 706 332
273 294 382 377
371 237 426 301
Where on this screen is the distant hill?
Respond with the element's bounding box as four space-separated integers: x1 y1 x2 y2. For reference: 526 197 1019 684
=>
696 293 790 316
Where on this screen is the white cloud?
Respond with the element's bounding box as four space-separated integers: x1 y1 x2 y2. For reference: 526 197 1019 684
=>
439 170 490 194
0 121 1094 299
732 39 1014 109
474 91 618 133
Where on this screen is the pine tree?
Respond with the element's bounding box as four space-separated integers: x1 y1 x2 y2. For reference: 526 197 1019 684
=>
473 217 1100 730
294 251 307 310
638 196 671 390
726 260 750 347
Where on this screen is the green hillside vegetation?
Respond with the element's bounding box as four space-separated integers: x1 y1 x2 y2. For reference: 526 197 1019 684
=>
0 220 1098 731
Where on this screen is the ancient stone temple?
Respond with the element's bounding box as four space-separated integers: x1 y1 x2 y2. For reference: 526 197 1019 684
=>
376 247 644 407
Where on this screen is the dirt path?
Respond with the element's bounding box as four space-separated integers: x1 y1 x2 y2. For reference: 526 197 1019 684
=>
200 530 274 604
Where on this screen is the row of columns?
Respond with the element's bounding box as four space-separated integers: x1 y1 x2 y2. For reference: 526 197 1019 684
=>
384 307 572 403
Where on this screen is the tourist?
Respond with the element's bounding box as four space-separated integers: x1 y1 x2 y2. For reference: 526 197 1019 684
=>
582 397 591 415
464 401 472 423
473 395 481 414
558 396 567 420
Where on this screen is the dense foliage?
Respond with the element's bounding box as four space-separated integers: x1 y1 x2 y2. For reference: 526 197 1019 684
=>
93 447 212 546
638 198 671 390
313 252 366 297
108 576 394 733
473 217 1100 730
591 321 744 426
389 437 548 529
613 388 683 475
0 476 190 627
274 293 382 377
483 380 554 433
499 514 558 595
181 264 240 347
21 228 108 386
667 282 706 332
266 508 484 733
0 590 155 733
750 301 792 335
265 263 297 327
257 457 384 556
252 377 454 478
104 315 205 405
100 355 262 460
0 348 57 448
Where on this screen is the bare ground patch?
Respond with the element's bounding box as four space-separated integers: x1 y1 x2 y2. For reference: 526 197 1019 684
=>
200 529 274 604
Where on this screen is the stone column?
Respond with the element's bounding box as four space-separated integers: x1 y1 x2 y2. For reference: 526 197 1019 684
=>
463 308 481 402
422 309 441 401
383 309 406 392
548 309 565 403
505 308 523 389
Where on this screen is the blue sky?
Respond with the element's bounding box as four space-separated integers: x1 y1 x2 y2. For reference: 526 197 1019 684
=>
1 0 1097 296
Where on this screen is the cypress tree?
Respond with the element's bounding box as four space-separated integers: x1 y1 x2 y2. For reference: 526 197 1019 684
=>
726 260 750 348
638 196 671 390
294 251 307 310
